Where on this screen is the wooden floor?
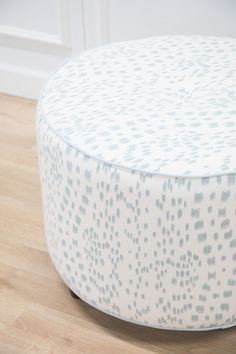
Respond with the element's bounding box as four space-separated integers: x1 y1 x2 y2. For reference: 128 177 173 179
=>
0 93 236 354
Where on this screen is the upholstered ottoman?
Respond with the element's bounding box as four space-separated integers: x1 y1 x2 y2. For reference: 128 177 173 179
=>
37 36 236 330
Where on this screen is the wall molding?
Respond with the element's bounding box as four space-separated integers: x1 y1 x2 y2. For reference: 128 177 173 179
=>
82 0 110 49
99 0 110 44
0 0 71 54
0 62 48 100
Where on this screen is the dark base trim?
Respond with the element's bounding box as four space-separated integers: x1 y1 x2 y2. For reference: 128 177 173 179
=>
69 289 81 300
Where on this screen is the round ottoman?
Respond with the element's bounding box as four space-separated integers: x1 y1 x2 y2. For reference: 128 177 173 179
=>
37 36 236 330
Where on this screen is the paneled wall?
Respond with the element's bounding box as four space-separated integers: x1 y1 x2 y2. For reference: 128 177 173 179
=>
0 0 236 99
0 0 84 99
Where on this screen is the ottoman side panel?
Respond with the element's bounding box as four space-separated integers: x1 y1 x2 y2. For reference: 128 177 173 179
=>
37 115 236 330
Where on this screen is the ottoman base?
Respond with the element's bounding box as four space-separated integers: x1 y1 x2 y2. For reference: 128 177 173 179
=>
69 288 81 300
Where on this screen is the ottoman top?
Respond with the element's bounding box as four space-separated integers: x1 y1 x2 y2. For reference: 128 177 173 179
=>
40 36 236 177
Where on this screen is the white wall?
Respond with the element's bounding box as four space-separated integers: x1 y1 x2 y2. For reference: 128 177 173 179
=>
0 0 84 99
0 0 236 99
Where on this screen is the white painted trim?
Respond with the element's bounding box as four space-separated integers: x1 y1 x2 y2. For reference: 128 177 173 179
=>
57 0 72 49
99 0 110 44
0 0 72 54
82 0 110 48
0 0 84 99
0 63 48 100
0 25 63 46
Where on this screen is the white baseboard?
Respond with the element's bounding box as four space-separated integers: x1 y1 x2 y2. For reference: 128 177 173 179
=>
0 63 48 100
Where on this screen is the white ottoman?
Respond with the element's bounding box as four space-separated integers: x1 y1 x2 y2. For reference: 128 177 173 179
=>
37 36 236 330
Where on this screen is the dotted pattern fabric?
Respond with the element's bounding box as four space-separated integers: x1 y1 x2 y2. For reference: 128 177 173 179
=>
38 36 236 330
40 36 236 177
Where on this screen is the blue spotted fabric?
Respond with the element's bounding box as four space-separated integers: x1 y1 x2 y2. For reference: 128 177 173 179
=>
38 36 236 330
